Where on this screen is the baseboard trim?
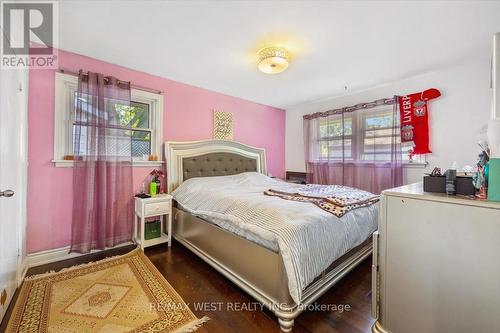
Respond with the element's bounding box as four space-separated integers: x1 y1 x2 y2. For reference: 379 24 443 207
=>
18 257 28 286
27 242 135 268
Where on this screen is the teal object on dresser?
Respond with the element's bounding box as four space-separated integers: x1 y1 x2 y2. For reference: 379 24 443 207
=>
145 220 161 240
488 158 500 202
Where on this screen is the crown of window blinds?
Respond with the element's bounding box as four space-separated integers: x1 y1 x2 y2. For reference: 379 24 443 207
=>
303 96 397 120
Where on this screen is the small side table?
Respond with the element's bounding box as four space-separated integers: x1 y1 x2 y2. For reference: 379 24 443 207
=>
134 194 172 249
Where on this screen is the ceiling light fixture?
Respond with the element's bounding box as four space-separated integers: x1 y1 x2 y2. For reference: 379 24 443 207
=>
257 47 290 74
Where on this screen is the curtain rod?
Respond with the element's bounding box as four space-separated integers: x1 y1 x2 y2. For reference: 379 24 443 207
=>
58 69 163 95
303 96 397 120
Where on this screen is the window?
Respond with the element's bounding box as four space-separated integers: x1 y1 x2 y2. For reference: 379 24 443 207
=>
316 106 425 165
318 116 353 160
53 72 164 167
361 110 425 164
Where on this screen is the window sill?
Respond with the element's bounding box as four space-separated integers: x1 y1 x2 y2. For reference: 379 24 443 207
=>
52 160 165 168
403 162 428 168
311 160 428 168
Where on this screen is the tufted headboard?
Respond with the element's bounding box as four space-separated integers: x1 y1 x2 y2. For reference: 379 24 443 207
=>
166 140 267 193
182 152 258 181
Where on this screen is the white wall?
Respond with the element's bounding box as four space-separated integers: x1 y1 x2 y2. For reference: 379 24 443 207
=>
285 56 492 184
494 33 500 120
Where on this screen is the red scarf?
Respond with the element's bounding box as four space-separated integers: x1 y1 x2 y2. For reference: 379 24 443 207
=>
399 88 440 154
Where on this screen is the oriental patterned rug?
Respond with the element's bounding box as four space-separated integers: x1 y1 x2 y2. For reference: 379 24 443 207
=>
6 249 209 333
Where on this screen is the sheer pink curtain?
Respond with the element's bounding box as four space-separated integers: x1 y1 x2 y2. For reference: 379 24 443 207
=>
70 71 134 253
303 97 403 194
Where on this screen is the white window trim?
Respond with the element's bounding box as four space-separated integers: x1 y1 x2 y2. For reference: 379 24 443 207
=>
403 160 428 168
359 110 427 166
310 158 428 168
52 72 164 167
315 108 427 168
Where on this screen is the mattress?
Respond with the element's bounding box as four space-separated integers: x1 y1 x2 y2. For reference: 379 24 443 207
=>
177 196 378 254
172 172 378 303
177 201 280 252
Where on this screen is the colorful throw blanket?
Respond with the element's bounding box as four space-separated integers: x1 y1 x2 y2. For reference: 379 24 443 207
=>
265 184 379 217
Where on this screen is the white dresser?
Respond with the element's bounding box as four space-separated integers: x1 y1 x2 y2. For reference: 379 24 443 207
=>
372 183 500 333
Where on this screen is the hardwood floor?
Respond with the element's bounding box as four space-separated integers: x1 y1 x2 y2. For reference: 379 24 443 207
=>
0 241 375 333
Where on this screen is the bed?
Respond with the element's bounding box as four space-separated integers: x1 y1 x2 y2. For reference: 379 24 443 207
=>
166 140 377 332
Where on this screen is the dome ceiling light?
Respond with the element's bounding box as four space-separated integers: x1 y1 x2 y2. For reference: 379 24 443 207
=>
257 47 290 74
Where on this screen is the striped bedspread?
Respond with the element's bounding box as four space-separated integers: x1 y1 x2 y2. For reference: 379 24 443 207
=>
172 172 378 304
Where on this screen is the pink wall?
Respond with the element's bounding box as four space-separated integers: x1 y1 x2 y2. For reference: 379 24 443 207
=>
27 49 285 253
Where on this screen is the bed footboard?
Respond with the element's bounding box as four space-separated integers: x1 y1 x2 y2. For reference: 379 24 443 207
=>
172 207 295 306
172 207 372 332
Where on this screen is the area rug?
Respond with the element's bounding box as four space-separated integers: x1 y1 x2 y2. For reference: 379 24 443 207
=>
6 249 209 333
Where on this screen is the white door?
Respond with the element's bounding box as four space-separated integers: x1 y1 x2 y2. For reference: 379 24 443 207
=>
0 67 28 323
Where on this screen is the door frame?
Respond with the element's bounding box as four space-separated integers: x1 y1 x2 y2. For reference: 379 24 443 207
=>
15 69 29 286
0 67 29 324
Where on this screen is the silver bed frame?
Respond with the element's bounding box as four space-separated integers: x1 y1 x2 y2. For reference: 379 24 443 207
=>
166 140 372 332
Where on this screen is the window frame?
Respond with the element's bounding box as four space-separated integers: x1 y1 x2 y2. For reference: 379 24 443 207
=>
359 109 426 165
52 72 164 167
313 107 426 167
317 116 355 161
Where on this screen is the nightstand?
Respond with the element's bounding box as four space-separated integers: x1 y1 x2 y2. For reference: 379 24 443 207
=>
134 194 172 249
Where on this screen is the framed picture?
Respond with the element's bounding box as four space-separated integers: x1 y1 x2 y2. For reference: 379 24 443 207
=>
213 109 233 140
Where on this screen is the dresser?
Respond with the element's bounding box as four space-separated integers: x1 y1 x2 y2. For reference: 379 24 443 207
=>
372 183 500 333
